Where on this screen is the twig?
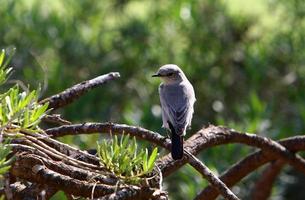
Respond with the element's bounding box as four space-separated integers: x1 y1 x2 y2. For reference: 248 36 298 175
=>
39 72 120 109
184 150 240 200
15 130 101 165
22 135 104 171
42 114 72 125
13 153 117 185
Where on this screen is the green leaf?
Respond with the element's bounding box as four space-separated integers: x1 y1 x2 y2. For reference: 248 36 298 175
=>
142 149 148 172
0 165 10 175
32 103 49 121
5 95 12 117
3 47 15 68
18 90 35 110
0 50 4 67
147 147 158 172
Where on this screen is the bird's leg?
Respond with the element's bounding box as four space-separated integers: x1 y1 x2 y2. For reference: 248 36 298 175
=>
160 128 171 143
165 129 171 139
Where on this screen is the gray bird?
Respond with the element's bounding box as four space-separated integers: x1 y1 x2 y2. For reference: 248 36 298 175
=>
152 64 196 160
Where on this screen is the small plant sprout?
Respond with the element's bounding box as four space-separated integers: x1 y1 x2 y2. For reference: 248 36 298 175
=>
97 134 158 184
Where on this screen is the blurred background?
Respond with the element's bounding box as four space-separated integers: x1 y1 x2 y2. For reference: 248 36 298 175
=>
1 0 305 199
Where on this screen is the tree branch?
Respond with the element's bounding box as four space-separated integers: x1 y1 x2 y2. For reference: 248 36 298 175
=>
39 72 120 109
195 136 305 200
45 122 170 149
184 150 240 200
10 153 159 199
251 160 285 200
46 123 305 200
9 182 57 200
158 125 305 177
8 121 305 199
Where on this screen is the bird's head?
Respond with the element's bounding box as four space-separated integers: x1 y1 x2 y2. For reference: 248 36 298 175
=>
152 64 186 84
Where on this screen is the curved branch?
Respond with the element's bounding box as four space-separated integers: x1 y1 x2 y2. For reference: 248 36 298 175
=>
158 125 305 177
195 136 305 200
39 72 120 109
45 122 170 149
251 160 285 200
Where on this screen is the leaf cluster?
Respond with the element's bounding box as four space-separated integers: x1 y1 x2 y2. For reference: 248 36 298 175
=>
0 49 49 186
97 134 158 184
0 50 49 132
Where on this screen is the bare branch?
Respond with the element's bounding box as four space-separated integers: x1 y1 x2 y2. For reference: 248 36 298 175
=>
184 150 240 200
10 153 145 198
195 136 305 200
45 122 170 149
9 182 57 200
158 125 305 177
39 72 120 109
251 160 285 200
42 114 72 125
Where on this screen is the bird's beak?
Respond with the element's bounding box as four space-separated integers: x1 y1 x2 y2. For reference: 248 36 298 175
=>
152 73 161 77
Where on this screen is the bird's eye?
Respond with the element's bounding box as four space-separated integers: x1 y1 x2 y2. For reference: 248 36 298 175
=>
167 73 174 76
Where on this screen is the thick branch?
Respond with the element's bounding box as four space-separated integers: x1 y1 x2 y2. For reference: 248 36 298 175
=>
9 182 57 200
11 152 117 185
10 153 150 198
39 72 120 109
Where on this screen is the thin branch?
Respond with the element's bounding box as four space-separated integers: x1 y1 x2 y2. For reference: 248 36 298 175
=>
184 150 240 200
12 152 118 185
14 130 101 166
251 160 285 200
42 114 72 125
45 122 170 149
39 72 120 109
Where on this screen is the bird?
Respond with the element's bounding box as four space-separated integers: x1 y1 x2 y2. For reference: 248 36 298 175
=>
152 64 196 160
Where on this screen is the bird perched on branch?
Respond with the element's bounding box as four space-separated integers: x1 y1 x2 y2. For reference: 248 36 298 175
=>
152 64 196 160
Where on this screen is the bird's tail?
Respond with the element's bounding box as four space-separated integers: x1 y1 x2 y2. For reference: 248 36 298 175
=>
171 132 183 160
167 121 184 160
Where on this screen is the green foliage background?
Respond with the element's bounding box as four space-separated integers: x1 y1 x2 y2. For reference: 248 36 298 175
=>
1 0 305 199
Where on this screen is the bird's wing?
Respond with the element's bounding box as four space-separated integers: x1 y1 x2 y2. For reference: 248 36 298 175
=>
159 83 195 135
